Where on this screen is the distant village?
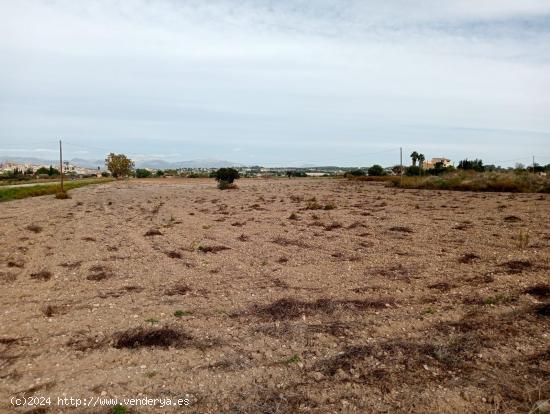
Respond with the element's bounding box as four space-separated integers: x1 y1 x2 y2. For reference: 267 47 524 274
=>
0 157 455 179
0 161 103 178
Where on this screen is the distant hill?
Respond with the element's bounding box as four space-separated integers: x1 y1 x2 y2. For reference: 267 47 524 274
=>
0 156 242 169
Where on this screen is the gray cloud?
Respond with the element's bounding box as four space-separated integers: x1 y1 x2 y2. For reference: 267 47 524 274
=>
0 0 549 166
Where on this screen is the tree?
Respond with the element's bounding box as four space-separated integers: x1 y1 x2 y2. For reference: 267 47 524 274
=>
135 168 152 178
214 168 240 184
405 165 421 176
410 151 419 167
155 170 164 177
105 153 134 178
367 164 386 176
391 165 402 175
426 161 447 175
527 163 545 173
345 169 366 177
36 166 59 176
458 159 484 172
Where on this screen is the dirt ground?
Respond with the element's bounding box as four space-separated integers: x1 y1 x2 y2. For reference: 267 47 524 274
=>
1 178 549 413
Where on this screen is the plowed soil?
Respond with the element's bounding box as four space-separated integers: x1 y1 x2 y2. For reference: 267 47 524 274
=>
1 178 548 413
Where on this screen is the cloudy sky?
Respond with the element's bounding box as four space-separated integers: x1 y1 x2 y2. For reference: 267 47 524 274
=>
1 0 549 166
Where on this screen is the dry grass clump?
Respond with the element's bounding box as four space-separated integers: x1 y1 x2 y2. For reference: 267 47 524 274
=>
499 259 533 274
313 337 476 393
453 221 473 230
165 283 191 296
535 303 550 316
428 282 454 291
165 250 182 259
458 253 480 264
323 222 342 231
272 237 310 248
305 200 323 210
67 335 105 351
30 270 52 281
55 191 71 199
86 265 112 281
112 327 192 349
41 304 58 317
523 284 550 298
373 264 411 280
7 259 25 268
0 271 17 283
144 228 163 236
389 226 413 233
243 297 392 320
217 181 237 190
197 245 229 253
389 171 550 193
25 224 43 233
228 389 314 414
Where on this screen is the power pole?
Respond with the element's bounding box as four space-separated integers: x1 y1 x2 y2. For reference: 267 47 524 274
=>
533 155 535 175
59 139 64 193
400 147 403 186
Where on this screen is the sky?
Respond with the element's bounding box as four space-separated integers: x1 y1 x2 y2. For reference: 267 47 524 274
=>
1 0 549 167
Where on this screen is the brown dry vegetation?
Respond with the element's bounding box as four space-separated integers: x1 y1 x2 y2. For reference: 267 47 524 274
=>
0 177 548 413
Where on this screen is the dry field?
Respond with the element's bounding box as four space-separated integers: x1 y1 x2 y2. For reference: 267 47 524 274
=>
1 178 549 413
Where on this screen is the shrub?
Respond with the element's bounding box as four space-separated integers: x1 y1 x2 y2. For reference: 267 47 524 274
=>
367 165 386 176
345 169 366 177
36 166 59 176
286 170 308 178
389 171 550 193
458 158 485 172
214 168 240 184
217 180 237 190
135 169 152 178
55 191 70 199
405 166 421 176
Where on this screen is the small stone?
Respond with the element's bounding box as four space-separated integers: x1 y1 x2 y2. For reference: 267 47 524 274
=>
311 371 324 381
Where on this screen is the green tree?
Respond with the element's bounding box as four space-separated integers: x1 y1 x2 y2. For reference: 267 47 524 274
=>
36 166 59 176
405 165 421 176
135 168 152 178
367 164 386 176
105 153 134 178
214 168 240 184
458 159 484 172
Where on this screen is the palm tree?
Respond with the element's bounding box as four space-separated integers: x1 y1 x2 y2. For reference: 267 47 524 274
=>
410 151 419 167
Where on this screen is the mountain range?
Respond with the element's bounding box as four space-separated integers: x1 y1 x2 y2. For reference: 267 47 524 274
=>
0 156 242 169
